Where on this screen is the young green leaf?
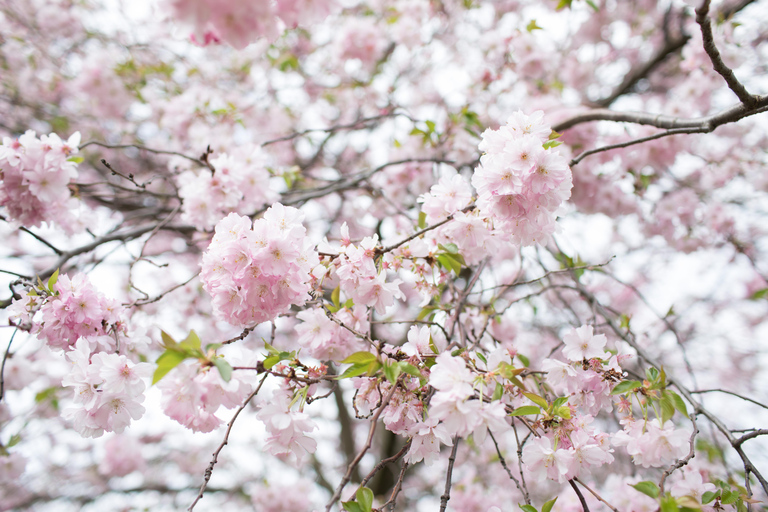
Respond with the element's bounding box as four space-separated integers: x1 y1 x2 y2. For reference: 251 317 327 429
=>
542 497 558 512
342 501 363 512
522 392 549 410
383 362 401 384
519 505 538 512
340 352 377 365
510 405 541 417
153 350 188 385
356 487 374 512
611 380 643 395
631 481 660 499
47 268 60 292
212 358 233 382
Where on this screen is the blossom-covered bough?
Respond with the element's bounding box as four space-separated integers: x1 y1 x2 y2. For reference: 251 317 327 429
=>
1 0 768 511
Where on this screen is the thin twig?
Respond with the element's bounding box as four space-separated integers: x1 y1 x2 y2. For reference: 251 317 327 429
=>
18 227 62 255
359 438 411 489
488 429 526 498
0 328 18 401
734 429 768 448
569 479 590 512
690 389 768 411
187 374 268 511
659 413 698 494
439 436 460 512
79 140 207 166
325 377 403 512
573 478 616 512
383 461 409 511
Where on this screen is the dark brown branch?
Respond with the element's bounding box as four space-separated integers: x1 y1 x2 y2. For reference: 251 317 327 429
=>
734 429 768 448
439 436 460 512
554 97 768 133
569 479 590 512
696 0 758 106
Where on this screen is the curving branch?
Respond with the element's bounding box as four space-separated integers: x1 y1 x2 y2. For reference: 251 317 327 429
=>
695 0 759 107
188 373 268 511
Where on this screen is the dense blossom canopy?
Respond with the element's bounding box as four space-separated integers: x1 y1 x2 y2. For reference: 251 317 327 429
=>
1 0 768 511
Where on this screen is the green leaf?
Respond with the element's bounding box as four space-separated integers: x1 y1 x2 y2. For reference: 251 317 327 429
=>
67 155 84 164
438 242 460 255
585 0 599 11
383 362 402 384
555 0 572 10
160 330 177 348
526 19 543 32
475 352 487 365
418 211 427 229
611 380 643 395
519 505 538 512
417 305 436 321
555 406 571 419
646 367 660 382
667 390 689 418
356 487 374 512
437 253 463 275
660 391 676 424
153 350 188 384
331 286 341 308
7 433 21 448
701 491 717 504
399 362 425 384
721 489 738 505
510 405 541 417
631 481 660 499
47 268 60 292
660 494 679 512
492 382 504 401
523 392 549 409
552 396 569 409
342 501 363 512
542 497 558 512
181 330 202 351
341 352 377 365
213 358 233 382
263 355 281 370
749 288 768 300
339 361 380 380
517 354 530 367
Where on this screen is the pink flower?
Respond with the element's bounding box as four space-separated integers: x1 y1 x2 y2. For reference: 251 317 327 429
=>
562 325 608 362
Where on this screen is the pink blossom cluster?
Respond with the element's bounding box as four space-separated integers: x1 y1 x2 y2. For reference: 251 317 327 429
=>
612 417 691 468
646 188 734 253
98 436 146 477
256 390 317 464
425 352 509 446
61 339 152 438
542 325 623 415
294 305 368 362
472 110 572 246
157 361 252 432
419 173 499 265
333 225 404 315
0 130 81 231
11 273 125 352
164 0 337 49
178 146 277 230
200 204 319 328
522 425 614 483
